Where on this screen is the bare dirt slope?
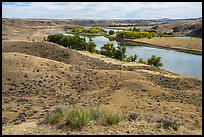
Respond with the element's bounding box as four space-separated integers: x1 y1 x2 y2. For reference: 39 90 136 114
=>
2 41 202 135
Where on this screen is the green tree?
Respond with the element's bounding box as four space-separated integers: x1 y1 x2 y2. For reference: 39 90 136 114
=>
132 54 138 61
59 36 73 48
113 46 127 60
101 43 116 57
47 34 64 44
157 32 164 37
133 27 140 31
89 37 93 42
147 55 163 68
48 34 96 52
147 34 153 39
126 54 138 62
116 31 158 39
109 30 115 35
87 41 96 53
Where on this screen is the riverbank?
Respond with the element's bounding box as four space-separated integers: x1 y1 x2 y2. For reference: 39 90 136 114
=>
5 26 201 56
119 37 202 55
67 32 105 36
56 32 203 56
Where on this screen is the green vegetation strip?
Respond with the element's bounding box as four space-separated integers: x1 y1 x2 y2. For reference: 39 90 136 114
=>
64 26 106 36
116 30 158 39
47 34 163 68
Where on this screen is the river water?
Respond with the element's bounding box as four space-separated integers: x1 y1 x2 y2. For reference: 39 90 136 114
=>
85 36 202 80
55 30 202 80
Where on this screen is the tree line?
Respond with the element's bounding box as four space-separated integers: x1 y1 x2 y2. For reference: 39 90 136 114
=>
116 31 158 39
108 24 148 27
47 34 96 53
47 34 163 68
64 26 104 34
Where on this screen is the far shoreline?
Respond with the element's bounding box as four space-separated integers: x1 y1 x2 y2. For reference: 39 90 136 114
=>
50 28 202 56
106 36 202 55
121 39 202 55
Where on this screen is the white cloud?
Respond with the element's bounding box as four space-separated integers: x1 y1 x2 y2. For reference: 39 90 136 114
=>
2 2 202 19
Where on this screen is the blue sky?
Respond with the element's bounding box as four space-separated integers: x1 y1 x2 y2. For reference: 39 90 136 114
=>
2 2 202 19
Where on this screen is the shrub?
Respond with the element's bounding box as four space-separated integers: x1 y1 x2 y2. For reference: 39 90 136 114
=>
101 42 116 57
59 36 72 47
162 119 173 129
147 55 163 68
109 30 115 35
126 54 138 62
139 58 147 64
127 112 140 121
161 119 181 130
47 34 64 44
101 43 128 61
144 113 162 123
103 112 123 125
87 41 96 53
113 45 127 60
133 27 140 31
95 50 101 54
43 107 127 129
65 108 93 129
157 32 165 37
147 35 153 39
89 108 104 121
44 109 64 125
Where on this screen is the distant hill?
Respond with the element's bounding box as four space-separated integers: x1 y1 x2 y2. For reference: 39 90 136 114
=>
156 17 202 23
151 17 202 37
2 18 154 27
2 17 202 37
2 17 202 28
189 28 202 38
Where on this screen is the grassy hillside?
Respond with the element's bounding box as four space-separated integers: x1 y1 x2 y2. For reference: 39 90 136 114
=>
2 41 202 135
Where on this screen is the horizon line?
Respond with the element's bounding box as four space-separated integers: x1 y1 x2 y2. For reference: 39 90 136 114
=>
2 16 202 20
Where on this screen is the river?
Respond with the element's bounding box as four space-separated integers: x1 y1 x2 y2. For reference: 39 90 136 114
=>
55 30 202 80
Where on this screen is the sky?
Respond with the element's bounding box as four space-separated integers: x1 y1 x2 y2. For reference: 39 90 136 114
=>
2 2 202 19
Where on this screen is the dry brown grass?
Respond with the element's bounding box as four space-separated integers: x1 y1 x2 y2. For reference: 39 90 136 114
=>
2 41 202 135
126 37 202 54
